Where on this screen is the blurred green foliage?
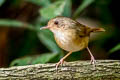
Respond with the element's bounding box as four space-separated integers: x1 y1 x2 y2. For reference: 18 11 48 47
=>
109 44 120 53
0 19 34 30
0 0 5 6
38 30 61 53
26 0 51 7
10 53 59 66
73 0 94 18
0 0 118 67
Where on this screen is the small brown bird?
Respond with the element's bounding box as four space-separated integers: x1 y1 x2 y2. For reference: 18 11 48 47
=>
40 16 105 70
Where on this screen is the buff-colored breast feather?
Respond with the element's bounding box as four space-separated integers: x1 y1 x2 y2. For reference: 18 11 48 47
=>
54 29 89 52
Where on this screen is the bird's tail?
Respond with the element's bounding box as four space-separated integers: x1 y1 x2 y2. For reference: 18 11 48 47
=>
90 27 105 33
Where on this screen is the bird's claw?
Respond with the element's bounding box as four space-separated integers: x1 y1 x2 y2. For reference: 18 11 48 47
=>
56 58 64 70
90 56 96 65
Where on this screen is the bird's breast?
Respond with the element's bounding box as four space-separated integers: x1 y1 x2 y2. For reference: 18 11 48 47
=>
54 30 89 52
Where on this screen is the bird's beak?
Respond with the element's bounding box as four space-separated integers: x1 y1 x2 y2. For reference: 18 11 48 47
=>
40 26 50 30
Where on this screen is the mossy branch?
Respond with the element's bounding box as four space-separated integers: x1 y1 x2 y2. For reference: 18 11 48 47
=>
0 60 120 80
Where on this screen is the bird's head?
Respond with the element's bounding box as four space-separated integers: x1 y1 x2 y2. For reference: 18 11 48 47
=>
40 16 78 33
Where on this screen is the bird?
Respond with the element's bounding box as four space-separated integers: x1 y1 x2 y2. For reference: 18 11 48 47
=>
40 16 105 70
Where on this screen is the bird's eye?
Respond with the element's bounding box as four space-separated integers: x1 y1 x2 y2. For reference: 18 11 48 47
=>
54 21 59 25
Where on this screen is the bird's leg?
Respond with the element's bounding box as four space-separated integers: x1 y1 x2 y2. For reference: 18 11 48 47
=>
86 47 96 64
56 51 72 70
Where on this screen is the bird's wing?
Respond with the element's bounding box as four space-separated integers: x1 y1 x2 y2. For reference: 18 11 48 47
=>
75 21 91 37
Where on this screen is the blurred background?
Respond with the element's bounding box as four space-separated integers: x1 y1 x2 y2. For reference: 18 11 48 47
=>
0 0 120 67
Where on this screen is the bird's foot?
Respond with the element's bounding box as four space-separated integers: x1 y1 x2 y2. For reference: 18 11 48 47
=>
56 58 64 70
90 56 96 65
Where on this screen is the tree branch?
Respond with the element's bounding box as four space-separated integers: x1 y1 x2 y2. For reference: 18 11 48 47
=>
0 60 120 80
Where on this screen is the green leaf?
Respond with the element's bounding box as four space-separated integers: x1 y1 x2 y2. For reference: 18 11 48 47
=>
40 0 72 20
10 53 58 66
0 19 35 30
25 0 51 7
62 0 72 17
37 30 61 53
10 56 32 66
0 19 25 27
0 0 5 6
109 44 120 53
73 0 94 18
32 53 58 64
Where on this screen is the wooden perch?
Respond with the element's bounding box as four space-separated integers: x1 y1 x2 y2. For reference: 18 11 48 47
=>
0 60 120 80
